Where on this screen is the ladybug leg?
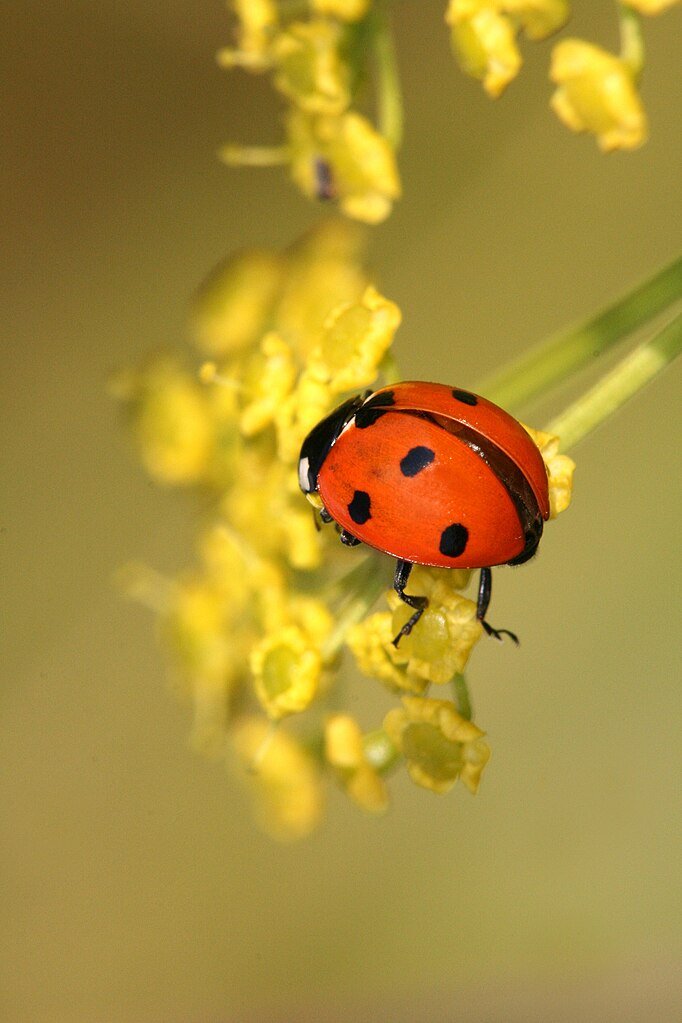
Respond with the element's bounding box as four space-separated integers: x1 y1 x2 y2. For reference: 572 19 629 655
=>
339 528 362 547
392 559 429 647
476 568 519 645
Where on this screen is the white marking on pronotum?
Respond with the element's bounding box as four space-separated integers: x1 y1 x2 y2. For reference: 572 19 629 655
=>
298 456 310 492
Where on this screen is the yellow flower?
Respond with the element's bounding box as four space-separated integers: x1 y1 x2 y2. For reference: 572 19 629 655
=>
311 0 371 21
387 566 483 684
273 20 350 115
308 285 402 393
549 39 648 151
250 625 323 719
217 0 278 69
523 425 576 518
501 0 569 40
445 1 522 98
621 0 680 13
114 357 213 485
230 717 324 841
347 612 430 695
287 110 401 224
239 332 297 437
274 365 335 464
190 248 283 357
384 696 491 794
325 715 389 813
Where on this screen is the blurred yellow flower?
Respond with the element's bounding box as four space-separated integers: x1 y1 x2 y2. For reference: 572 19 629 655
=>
347 612 430 695
239 332 297 437
621 0 679 12
502 0 569 39
384 696 491 794
311 0 370 21
250 625 323 719
217 0 278 68
309 285 402 393
325 715 389 813
445 1 522 98
523 425 576 518
550 39 648 151
287 109 401 223
230 717 325 841
273 19 350 115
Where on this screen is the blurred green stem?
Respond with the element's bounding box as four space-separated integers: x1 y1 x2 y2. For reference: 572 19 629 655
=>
545 311 682 450
480 257 682 411
452 673 473 721
370 1 403 149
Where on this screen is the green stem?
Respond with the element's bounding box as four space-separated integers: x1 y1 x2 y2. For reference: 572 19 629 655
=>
619 3 645 79
479 257 682 412
451 673 473 721
371 2 403 149
545 311 682 451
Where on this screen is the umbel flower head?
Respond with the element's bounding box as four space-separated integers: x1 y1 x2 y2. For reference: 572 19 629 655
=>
114 222 575 840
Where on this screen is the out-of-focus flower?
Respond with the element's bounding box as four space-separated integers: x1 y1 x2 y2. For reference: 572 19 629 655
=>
325 714 389 812
250 625 323 719
230 717 325 841
273 20 350 115
621 0 679 13
445 1 522 97
311 0 371 21
549 39 648 151
523 425 576 518
217 0 278 69
384 696 491 794
287 109 401 223
502 0 569 39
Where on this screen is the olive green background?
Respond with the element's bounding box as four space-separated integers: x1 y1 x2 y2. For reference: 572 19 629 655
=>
3 2 681 1021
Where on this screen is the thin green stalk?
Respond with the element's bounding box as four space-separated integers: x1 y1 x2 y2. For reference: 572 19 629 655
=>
545 311 682 451
452 673 473 721
480 257 682 411
619 3 645 79
371 2 403 149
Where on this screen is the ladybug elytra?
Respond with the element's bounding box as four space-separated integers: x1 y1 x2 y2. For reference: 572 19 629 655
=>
298 381 550 645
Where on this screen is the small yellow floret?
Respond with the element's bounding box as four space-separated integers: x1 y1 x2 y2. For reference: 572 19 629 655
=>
231 717 324 841
250 625 322 719
311 0 370 21
309 285 402 393
621 0 679 13
239 332 297 437
273 20 350 115
550 39 648 151
445 1 522 98
523 425 576 518
347 612 430 694
384 696 491 794
325 715 389 813
501 0 569 40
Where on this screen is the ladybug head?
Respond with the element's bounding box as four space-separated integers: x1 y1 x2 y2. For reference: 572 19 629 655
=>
298 393 366 495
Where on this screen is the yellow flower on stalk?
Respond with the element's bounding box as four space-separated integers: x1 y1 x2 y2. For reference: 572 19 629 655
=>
309 285 402 394
325 714 389 813
621 0 679 13
273 20 351 116
311 0 371 21
549 39 648 151
384 696 491 794
190 248 283 357
112 356 213 486
250 625 323 719
445 1 569 97
217 0 278 69
445 1 522 98
274 364 335 465
387 566 484 684
347 612 430 695
287 109 401 224
230 717 325 841
523 425 576 518
239 332 297 437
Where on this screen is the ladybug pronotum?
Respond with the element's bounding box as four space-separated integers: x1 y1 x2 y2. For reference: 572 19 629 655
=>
298 381 550 646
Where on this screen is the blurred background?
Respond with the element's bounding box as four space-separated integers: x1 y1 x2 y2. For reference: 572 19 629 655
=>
2 2 681 1021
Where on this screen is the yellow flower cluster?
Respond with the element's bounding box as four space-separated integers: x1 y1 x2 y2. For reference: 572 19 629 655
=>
219 1 400 222
115 221 576 838
445 0 679 151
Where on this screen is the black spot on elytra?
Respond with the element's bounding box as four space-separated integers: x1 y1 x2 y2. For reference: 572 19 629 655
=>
348 490 371 525
400 446 435 477
365 390 395 408
439 522 469 558
452 389 478 406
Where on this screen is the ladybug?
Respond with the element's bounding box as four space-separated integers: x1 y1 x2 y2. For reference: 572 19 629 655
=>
298 381 550 646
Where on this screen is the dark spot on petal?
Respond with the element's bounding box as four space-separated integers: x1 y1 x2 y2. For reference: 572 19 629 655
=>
400 446 435 477
439 522 469 558
452 389 478 406
348 490 371 525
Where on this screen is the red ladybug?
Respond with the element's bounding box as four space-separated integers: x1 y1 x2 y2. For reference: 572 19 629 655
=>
298 382 550 646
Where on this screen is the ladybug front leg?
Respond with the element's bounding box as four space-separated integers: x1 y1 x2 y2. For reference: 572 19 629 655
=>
392 559 428 647
476 567 519 644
